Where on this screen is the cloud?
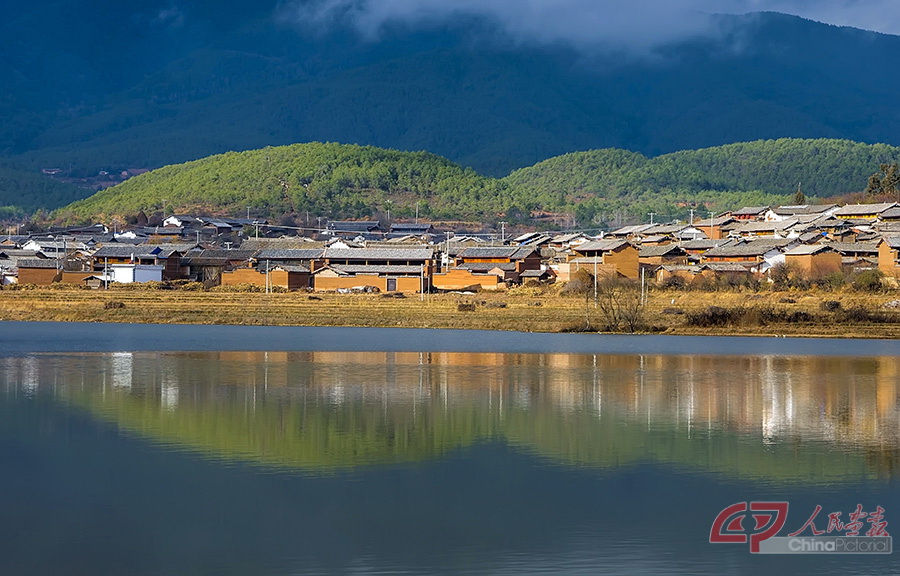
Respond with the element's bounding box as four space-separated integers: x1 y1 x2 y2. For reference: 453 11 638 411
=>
152 5 185 30
280 0 900 54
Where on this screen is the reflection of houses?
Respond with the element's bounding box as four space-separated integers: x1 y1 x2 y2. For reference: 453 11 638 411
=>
314 247 434 292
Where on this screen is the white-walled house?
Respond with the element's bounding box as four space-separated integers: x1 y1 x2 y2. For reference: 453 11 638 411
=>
110 264 164 284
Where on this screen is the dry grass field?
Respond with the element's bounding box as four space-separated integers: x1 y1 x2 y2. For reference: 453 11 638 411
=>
1 284 899 339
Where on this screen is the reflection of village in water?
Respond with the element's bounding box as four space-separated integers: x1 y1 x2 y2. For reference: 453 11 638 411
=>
2 350 898 481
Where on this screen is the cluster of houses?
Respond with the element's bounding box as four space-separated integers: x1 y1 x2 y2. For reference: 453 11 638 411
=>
2 203 900 292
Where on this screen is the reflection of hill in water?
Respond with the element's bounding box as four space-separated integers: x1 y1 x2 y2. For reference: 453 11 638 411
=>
5 351 899 481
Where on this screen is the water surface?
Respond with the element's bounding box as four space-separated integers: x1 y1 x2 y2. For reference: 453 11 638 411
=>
0 324 898 575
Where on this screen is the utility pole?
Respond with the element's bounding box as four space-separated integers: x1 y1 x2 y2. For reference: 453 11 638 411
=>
500 221 507 244
689 208 694 225
415 201 420 224
445 231 451 272
246 206 250 219
648 212 655 225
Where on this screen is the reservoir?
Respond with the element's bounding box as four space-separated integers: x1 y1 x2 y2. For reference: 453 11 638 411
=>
1 323 898 575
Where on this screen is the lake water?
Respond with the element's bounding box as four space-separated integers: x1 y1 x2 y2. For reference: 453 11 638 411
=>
1 322 898 575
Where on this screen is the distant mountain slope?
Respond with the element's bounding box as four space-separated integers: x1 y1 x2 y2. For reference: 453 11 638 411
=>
0 161 90 218
6 6 900 180
54 139 897 226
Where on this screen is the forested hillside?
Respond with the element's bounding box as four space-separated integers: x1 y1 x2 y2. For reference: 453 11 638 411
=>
57 143 513 223
6 6 900 181
54 139 898 227
503 139 900 224
0 161 90 219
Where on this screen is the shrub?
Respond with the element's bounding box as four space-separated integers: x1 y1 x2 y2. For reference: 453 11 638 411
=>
561 269 593 296
818 272 847 291
659 275 686 290
819 300 842 312
851 270 884 293
103 300 125 310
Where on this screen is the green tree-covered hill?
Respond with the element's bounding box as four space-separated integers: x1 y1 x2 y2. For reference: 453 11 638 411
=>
57 142 513 223
54 138 900 227
502 138 900 225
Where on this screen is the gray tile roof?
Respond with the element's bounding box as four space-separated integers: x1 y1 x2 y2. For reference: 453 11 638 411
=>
17 258 60 269
92 245 162 258
731 206 770 216
457 247 519 259
256 249 325 260
679 239 735 251
326 264 424 275
575 239 631 253
783 244 835 256
259 262 310 273
824 241 879 255
833 203 898 217
703 241 788 257
772 204 837 216
324 247 433 261
701 263 754 272
639 245 686 258
459 262 517 272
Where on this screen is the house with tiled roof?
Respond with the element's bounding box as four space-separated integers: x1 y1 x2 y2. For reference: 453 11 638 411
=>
731 206 769 221
638 244 688 268
693 215 737 240
313 246 435 292
430 246 543 290
833 203 899 220
877 237 900 278
783 244 842 277
700 238 796 275
558 239 639 280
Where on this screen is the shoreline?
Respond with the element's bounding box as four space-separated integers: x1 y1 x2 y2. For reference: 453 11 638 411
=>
2 320 899 357
2 286 900 342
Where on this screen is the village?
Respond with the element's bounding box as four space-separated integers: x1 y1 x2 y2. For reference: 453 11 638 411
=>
2 201 900 292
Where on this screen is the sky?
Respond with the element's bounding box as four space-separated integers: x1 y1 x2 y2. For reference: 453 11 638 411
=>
280 0 900 54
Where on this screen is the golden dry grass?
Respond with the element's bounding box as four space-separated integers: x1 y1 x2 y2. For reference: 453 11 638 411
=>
0 285 898 338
